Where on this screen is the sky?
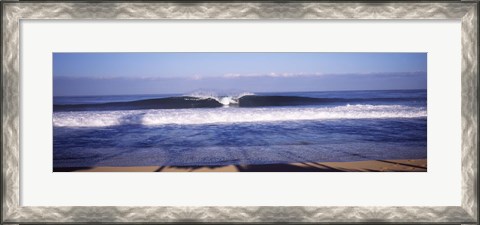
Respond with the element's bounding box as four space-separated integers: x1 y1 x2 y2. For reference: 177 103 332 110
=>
53 53 427 96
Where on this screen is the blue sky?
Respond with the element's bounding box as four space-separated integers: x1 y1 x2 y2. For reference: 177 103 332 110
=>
53 53 427 96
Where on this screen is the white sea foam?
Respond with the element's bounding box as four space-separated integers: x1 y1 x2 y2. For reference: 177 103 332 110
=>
53 104 427 127
187 91 254 106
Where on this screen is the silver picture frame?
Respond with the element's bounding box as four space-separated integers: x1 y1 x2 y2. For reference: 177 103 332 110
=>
2 1 478 224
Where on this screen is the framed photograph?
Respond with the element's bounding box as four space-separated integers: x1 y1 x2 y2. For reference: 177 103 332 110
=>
52 52 428 173
2 1 478 224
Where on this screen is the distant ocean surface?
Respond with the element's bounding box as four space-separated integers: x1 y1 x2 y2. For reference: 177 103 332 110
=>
53 89 427 168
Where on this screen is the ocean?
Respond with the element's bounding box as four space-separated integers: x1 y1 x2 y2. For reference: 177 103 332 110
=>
53 89 427 168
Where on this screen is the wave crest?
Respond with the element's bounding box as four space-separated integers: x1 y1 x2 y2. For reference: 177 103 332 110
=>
187 91 255 106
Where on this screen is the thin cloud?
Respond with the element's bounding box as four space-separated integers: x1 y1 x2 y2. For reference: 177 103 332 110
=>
223 72 325 78
223 71 426 78
54 71 426 81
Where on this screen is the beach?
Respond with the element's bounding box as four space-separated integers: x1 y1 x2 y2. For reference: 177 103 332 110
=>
54 158 426 172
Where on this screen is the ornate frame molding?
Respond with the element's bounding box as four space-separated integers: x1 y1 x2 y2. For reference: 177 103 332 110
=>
2 2 477 224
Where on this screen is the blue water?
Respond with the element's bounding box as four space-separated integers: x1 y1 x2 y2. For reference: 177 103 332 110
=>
53 89 427 168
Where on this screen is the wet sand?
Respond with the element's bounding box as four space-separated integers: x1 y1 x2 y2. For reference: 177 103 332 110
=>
53 159 427 172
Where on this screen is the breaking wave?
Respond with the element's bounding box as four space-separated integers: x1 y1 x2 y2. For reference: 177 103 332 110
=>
53 93 423 112
186 91 254 106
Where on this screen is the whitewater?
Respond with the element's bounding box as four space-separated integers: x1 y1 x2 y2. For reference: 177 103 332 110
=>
53 104 426 127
